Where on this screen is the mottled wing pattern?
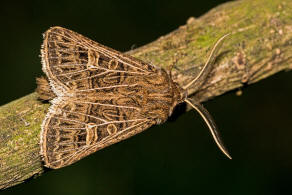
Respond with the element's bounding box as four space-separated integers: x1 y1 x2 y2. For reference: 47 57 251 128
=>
40 26 159 169
42 97 154 168
41 26 157 95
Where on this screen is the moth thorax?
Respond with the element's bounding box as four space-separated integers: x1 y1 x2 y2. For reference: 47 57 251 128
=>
145 106 169 125
85 123 98 145
87 49 100 70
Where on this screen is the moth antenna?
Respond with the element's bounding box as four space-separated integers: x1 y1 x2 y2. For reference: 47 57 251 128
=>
183 33 230 90
184 98 232 159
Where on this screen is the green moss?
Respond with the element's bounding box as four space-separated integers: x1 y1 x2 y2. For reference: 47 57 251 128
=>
0 93 47 187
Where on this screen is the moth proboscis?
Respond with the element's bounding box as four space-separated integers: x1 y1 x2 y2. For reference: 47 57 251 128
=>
37 26 231 169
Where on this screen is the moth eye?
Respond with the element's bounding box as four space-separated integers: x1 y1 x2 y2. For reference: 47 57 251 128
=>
107 124 117 135
108 59 119 70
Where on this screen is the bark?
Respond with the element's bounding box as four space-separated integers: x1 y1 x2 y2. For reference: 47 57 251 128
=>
1 0 292 189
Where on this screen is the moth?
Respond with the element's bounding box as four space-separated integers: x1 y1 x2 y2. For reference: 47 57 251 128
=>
37 26 231 169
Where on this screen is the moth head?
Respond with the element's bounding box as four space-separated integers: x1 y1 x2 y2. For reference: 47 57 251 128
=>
172 81 188 104
166 81 188 117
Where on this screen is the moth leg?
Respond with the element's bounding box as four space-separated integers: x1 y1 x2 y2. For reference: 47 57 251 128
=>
185 98 232 159
183 33 230 91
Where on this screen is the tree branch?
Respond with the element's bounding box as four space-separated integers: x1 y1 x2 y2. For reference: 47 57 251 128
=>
1 0 291 189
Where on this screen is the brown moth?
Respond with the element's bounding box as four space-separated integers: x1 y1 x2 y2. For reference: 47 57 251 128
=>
38 26 231 169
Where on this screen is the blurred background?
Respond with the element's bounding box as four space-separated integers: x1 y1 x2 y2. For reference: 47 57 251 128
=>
1 0 292 194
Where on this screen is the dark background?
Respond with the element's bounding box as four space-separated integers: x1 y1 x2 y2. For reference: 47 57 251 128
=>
1 0 292 194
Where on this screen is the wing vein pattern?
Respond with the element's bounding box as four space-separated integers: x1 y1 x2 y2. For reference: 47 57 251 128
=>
40 26 165 168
